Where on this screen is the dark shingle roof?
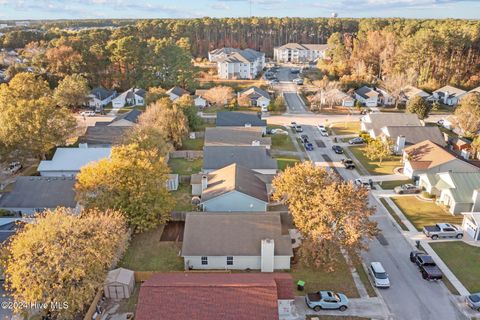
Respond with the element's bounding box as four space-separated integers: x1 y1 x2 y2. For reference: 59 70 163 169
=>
355 86 379 99
90 87 115 100
239 86 270 100
216 111 266 127
203 146 277 171
78 126 129 145
167 86 190 97
111 108 142 124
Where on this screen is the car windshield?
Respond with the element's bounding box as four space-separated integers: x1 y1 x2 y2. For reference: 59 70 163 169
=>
333 293 341 301
470 294 480 303
375 272 388 279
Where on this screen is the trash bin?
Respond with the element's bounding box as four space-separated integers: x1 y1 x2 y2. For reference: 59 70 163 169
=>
297 280 305 291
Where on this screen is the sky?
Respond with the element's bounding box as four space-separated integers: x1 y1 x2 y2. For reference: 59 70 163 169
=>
0 0 479 20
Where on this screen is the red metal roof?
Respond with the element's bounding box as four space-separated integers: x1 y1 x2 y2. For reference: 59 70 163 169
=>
135 272 293 320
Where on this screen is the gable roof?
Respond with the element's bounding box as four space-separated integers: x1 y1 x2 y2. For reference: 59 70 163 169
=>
404 140 472 171
433 85 467 97
110 108 142 124
381 126 446 147
239 86 270 100
0 176 76 209
276 43 328 51
363 113 422 136
401 85 430 99
204 127 271 147
202 163 268 202
105 268 134 286
182 212 292 256
90 87 115 100
435 172 480 203
167 86 190 97
135 272 293 320
355 86 379 99
38 148 111 172
203 146 277 171
115 88 145 101
216 49 264 64
78 126 129 145
468 87 480 95
216 111 266 127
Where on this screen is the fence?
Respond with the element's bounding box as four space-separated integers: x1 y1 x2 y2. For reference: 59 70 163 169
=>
169 150 203 159
83 289 104 320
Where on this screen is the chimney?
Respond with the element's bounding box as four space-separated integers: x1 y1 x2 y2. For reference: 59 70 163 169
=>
201 175 208 191
252 140 260 146
261 239 274 273
444 91 449 105
395 135 406 154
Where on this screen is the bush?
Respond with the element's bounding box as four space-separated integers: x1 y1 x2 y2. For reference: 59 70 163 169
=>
421 191 436 199
0 209 14 217
359 132 372 143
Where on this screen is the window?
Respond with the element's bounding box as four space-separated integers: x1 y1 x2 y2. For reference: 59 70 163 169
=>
201 256 208 265
226 256 233 265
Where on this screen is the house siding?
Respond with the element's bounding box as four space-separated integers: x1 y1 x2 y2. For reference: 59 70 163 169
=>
202 191 267 212
183 255 290 270
404 159 480 179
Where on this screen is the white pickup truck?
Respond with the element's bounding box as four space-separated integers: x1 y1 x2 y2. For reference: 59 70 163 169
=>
423 223 463 240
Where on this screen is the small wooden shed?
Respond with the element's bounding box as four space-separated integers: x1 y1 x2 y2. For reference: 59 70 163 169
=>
104 268 135 299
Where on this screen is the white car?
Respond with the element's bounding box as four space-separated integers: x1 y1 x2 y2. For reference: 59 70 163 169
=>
369 262 390 288
319 128 329 136
80 110 96 117
354 178 372 190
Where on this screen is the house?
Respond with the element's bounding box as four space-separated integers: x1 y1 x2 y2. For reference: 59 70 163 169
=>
78 126 129 148
467 87 480 96
448 136 473 160
204 127 271 149
167 86 190 101
361 113 422 138
87 87 116 111
208 47 242 62
376 87 396 106
430 85 467 106
38 148 111 177
111 88 145 109
354 86 380 107
461 212 480 241
403 140 480 179
182 212 292 271
213 48 265 80
193 163 269 212
108 109 142 127
135 272 294 320
0 177 78 215
203 146 278 174
273 43 328 63
216 111 267 134
399 85 430 104
379 126 446 154
193 89 208 108
238 87 271 112
418 171 480 214
0 218 27 244
317 88 355 108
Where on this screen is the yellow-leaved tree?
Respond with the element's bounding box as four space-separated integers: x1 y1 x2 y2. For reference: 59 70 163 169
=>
75 143 175 232
3 208 129 319
272 162 378 270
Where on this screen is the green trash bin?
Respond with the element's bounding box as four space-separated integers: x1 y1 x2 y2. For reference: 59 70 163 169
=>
297 280 305 291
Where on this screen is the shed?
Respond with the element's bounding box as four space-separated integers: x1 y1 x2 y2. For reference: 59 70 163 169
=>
104 268 135 299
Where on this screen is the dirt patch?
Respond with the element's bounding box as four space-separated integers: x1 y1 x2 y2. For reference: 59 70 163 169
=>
160 221 185 241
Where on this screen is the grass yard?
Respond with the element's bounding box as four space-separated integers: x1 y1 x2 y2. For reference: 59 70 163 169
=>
430 241 480 293
168 158 203 175
349 146 401 175
180 138 204 150
353 261 377 297
119 225 184 271
330 122 361 136
296 138 306 152
379 179 413 190
276 156 301 171
172 183 194 212
271 133 296 152
379 198 409 231
391 196 463 231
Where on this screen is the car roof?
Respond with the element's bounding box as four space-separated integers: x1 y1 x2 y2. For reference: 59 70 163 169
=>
417 254 434 263
370 262 386 273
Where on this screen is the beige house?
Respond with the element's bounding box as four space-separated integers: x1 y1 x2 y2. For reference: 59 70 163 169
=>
361 113 422 138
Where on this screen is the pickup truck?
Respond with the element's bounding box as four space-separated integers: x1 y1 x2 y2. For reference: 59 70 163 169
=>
423 223 463 240
410 251 443 281
341 159 355 170
305 291 349 312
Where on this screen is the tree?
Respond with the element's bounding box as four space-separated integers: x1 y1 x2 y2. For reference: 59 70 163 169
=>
174 95 202 131
107 36 147 88
75 143 175 232
3 208 128 319
365 138 393 163
382 72 415 109
204 86 234 106
0 73 76 159
53 74 90 108
454 93 480 134
268 96 286 112
272 162 377 270
45 45 84 78
407 96 431 120
145 86 168 105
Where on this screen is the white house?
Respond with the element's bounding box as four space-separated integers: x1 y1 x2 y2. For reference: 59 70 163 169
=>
212 48 265 80
399 85 430 104
462 212 480 241
376 87 396 106
430 85 467 107
193 89 208 108
273 43 328 63
112 88 145 109
167 86 190 101
181 212 292 271
87 87 116 111
238 86 271 112
354 86 379 107
316 88 354 107
38 147 111 177
361 113 422 138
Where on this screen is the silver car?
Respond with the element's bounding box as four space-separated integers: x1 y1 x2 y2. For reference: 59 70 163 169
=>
466 293 480 311
369 262 390 288
394 184 422 194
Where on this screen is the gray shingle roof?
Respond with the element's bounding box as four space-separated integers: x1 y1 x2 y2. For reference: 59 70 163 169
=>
216 111 266 127
276 43 328 51
382 126 446 147
239 86 270 100
203 146 277 171
79 126 129 145
0 177 76 209
167 86 190 97
90 87 115 100
355 86 379 99
204 127 271 147
181 212 292 256
111 108 142 124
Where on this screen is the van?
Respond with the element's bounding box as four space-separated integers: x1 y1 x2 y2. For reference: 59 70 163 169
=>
369 262 390 288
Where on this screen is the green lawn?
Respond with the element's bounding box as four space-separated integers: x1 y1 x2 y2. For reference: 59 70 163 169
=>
354 261 377 297
196 120 215 131
430 242 480 293
168 158 203 175
331 122 361 136
379 179 413 190
379 198 409 231
296 138 306 152
349 146 402 175
276 156 301 171
119 226 184 271
391 196 463 231
172 183 194 212
180 138 204 150
271 133 296 152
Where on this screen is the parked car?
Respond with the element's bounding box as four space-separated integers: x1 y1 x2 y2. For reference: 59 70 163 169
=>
305 291 349 312
410 251 443 280
394 184 422 194
332 145 343 154
293 78 303 85
290 122 297 128
437 119 445 127
349 137 364 145
295 125 303 133
305 142 314 151
354 178 373 190
319 128 329 136
341 158 355 170
423 223 463 240
368 262 390 288
3 161 22 174
269 79 279 85
466 293 480 311
317 124 326 130
300 134 309 143
291 68 300 74
80 110 96 117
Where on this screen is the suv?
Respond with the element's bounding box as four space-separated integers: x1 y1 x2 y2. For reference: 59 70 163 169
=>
341 159 355 170
369 262 390 288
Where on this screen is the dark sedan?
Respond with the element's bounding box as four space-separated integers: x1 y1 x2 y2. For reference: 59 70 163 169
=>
332 145 343 154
